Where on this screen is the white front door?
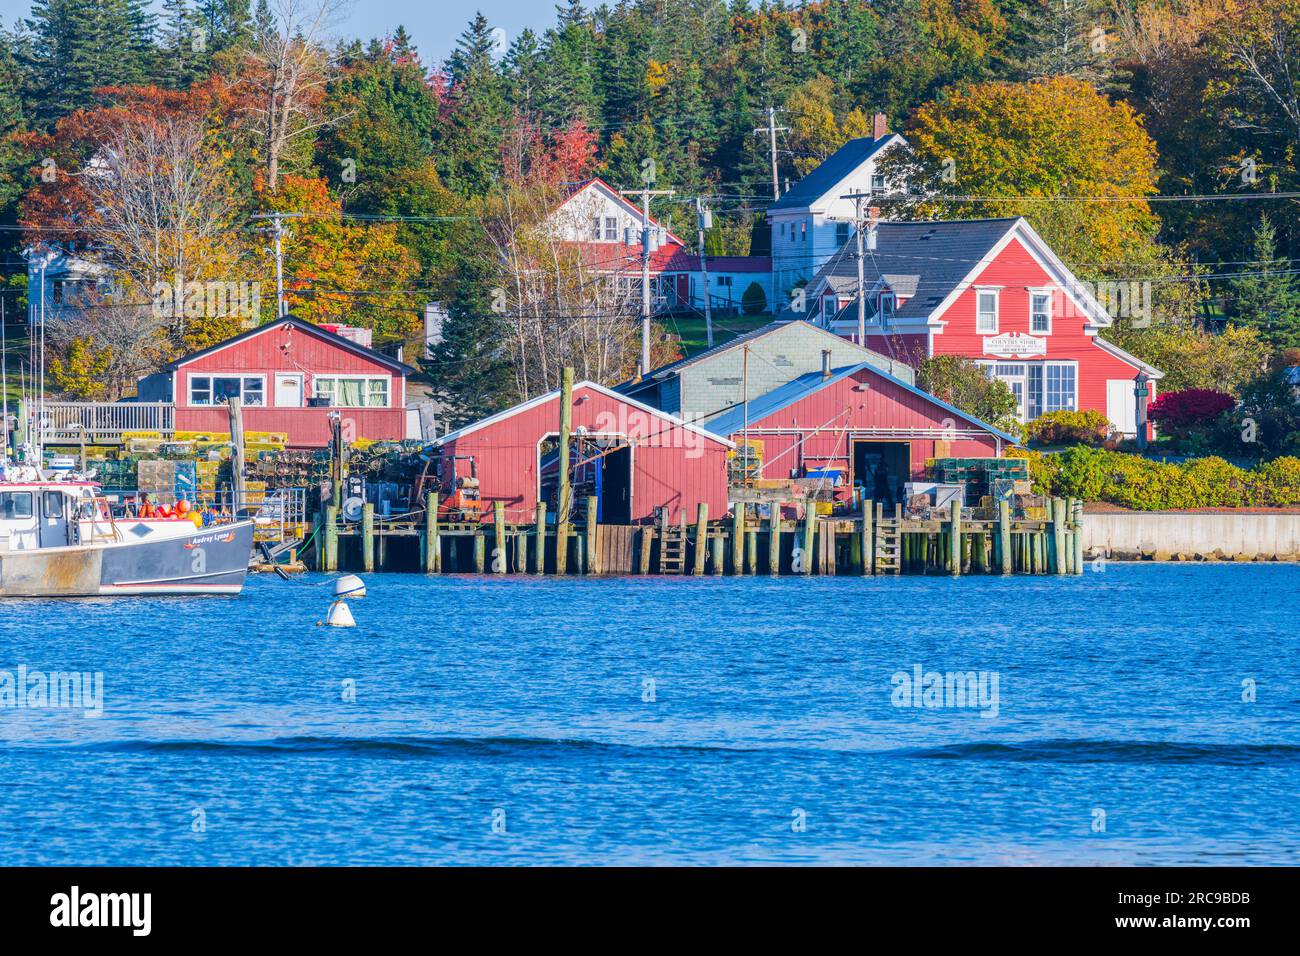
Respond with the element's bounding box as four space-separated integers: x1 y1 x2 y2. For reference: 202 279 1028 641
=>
275 373 304 408
1106 379 1137 436
991 363 1028 421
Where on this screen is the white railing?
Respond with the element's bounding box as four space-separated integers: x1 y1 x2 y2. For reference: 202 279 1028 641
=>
37 402 175 444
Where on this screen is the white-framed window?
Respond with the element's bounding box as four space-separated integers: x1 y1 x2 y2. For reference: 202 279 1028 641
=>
836 221 850 246
604 216 618 241
0 490 34 519
313 375 390 408
1030 290 1052 334
590 217 602 240
1043 362 1077 413
871 174 886 196
189 374 265 407
717 275 732 288
976 289 999 333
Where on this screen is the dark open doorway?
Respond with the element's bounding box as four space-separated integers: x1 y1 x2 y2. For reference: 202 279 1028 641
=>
597 445 632 524
852 440 911 509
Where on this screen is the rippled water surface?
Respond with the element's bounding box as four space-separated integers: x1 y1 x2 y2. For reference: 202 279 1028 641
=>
1 565 1297 865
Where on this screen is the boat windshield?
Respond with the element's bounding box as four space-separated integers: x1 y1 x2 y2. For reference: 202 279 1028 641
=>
1 490 35 519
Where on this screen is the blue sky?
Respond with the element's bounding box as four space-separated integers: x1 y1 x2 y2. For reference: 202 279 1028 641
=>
0 0 552 68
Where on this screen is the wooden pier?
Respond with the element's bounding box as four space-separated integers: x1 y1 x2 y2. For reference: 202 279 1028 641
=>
309 493 1086 577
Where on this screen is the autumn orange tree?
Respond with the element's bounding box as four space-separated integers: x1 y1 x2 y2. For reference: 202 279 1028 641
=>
259 174 420 339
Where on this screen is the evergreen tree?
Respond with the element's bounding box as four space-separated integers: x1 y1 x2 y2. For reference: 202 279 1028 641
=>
24 0 159 121
439 14 509 196
195 0 254 57
1231 214 1300 351
537 0 599 125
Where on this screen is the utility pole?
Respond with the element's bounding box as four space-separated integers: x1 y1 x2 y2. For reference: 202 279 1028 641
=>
696 197 714 348
837 193 879 344
620 186 676 376
251 212 302 318
753 106 789 201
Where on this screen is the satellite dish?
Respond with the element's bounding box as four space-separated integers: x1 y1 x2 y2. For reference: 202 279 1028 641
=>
342 496 365 522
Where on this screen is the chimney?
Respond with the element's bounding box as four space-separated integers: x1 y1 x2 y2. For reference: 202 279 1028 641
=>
873 112 888 141
822 349 832 380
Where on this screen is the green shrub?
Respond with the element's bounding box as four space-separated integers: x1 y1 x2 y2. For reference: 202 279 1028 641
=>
741 281 767 315
1028 448 1300 509
1024 409 1114 446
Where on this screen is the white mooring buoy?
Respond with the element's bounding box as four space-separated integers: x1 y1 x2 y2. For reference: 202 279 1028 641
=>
334 574 366 599
325 600 356 627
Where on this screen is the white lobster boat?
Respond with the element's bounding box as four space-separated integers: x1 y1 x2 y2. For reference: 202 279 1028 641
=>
0 467 255 597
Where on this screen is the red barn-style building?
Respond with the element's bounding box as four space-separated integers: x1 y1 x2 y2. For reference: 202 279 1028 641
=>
138 316 415 448
807 217 1163 437
432 381 734 525
703 361 1018 505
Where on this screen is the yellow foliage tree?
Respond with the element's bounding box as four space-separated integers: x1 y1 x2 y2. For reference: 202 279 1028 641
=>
50 337 112 400
881 76 1161 267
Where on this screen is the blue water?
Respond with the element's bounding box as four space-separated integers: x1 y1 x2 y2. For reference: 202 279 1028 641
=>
1 565 1297 866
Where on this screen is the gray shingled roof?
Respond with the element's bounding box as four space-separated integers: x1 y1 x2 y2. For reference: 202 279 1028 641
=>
770 136 895 212
810 218 1021 321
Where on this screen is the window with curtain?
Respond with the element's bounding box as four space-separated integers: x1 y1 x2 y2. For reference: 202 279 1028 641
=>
313 376 389 407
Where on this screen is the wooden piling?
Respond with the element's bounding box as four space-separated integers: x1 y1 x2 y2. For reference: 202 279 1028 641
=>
532 502 547 574
423 492 439 573
800 496 815 575
360 502 375 572
730 506 744 575
473 530 486 573
745 528 757 574
323 505 339 572
948 499 962 576
493 501 507 574
555 366 573 576
692 502 709 575
1071 498 1084 575
585 496 598 574
860 499 874 575
710 534 723 576
997 499 1012 574
767 506 781 576
638 526 653 575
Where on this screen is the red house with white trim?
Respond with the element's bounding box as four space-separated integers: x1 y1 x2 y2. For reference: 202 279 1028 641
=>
805 217 1162 436
137 316 416 448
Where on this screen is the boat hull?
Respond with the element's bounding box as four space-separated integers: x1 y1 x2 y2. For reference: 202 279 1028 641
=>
0 520 256 597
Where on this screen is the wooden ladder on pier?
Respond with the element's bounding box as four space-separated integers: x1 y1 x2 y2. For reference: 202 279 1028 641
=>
658 509 688 574
874 504 902 574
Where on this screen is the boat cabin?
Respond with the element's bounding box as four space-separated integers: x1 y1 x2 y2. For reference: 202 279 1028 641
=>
0 481 103 551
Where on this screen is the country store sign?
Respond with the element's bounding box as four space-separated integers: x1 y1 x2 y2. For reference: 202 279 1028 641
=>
982 331 1047 359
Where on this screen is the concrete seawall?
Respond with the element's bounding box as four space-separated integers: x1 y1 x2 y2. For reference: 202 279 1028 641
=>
1081 512 1300 561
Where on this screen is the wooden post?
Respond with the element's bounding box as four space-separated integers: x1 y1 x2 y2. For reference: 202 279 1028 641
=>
584 495 598 574
800 495 815 575
1072 498 1084 575
1050 497 1065 575
493 500 507 574
361 502 375 572
731 505 744 575
949 498 962 576
638 526 653 575
555 366 573 576
533 502 546 575
323 505 339 572
767 505 782 576
710 533 723 576
423 492 439 573
473 528 486 573
692 502 708 575
997 499 1012 575
227 397 245 505
861 499 874 575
